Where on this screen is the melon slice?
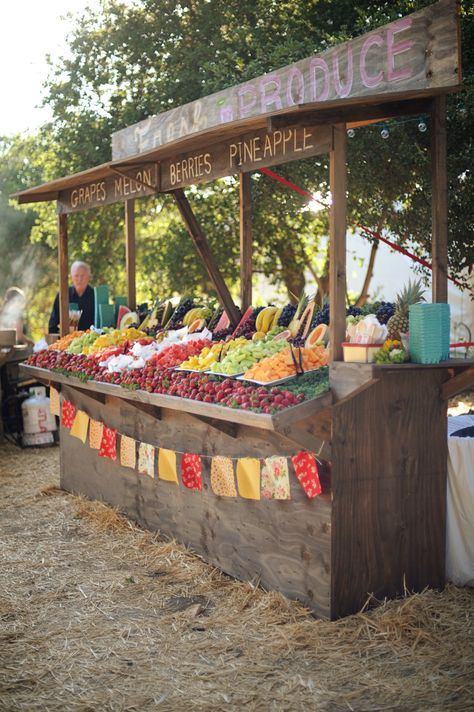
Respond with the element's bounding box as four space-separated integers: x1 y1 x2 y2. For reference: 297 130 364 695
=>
306 324 329 347
189 318 206 333
273 329 291 341
213 310 230 333
120 312 138 330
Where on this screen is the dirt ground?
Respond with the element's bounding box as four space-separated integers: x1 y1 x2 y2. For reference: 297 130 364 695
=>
1 413 473 711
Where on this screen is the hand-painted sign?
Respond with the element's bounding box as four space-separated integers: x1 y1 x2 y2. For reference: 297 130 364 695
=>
160 124 332 191
112 0 460 160
57 165 158 214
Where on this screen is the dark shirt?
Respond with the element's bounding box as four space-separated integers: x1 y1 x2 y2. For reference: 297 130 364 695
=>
48 286 95 333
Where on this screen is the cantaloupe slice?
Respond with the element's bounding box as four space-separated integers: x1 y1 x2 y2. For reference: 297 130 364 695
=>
306 324 329 347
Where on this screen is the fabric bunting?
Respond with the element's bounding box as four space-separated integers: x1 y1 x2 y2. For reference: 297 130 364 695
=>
49 387 60 417
99 426 117 460
236 458 261 500
69 410 90 443
158 448 178 484
61 399 75 429
261 456 290 500
211 456 237 497
120 435 137 470
89 419 104 450
138 443 155 478
291 451 322 499
181 453 202 492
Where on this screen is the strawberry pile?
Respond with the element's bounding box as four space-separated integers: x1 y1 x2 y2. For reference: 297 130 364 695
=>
27 349 303 414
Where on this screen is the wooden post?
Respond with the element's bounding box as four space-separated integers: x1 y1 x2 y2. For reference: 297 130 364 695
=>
329 125 347 362
125 199 136 310
431 95 448 303
173 189 241 326
240 172 253 311
58 213 69 337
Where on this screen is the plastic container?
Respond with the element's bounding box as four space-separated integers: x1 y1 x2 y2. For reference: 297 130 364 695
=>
21 388 57 435
342 342 382 363
409 303 450 364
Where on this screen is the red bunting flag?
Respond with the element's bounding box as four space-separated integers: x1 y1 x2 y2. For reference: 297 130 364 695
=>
61 399 76 429
181 453 203 492
291 451 322 499
98 426 117 461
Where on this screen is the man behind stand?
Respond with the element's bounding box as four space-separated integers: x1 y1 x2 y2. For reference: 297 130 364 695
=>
48 261 95 333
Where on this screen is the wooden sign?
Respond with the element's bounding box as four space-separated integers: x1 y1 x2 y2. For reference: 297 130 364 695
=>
161 124 332 191
112 0 460 160
57 164 158 214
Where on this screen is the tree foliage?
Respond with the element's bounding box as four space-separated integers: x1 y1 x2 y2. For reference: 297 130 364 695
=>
1 0 473 337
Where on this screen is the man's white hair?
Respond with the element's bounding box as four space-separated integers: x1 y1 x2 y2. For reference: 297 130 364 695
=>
71 261 91 276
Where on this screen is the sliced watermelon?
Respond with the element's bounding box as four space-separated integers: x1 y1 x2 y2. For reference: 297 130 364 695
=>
116 305 130 329
231 306 254 336
213 309 231 333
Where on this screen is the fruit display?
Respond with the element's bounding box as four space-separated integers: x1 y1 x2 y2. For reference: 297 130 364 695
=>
375 301 395 325
277 303 297 327
312 303 330 327
88 327 147 354
209 338 289 375
243 345 328 382
387 279 425 338
373 339 409 364
27 349 330 415
66 330 101 354
48 331 84 351
255 306 282 334
147 338 211 369
179 337 248 371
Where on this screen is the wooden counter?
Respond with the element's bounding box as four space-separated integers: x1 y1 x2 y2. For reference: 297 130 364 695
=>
20 358 474 619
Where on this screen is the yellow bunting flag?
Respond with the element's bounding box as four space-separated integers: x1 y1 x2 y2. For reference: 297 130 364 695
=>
236 458 261 500
120 435 136 470
89 419 104 450
49 387 60 416
138 443 155 478
158 448 178 484
69 410 90 444
210 456 237 497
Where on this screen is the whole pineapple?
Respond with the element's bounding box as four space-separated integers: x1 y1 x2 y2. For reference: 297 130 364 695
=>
387 279 425 338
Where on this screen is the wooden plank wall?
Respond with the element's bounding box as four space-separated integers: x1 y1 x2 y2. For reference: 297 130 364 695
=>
59 384 332 618
331 366 447 618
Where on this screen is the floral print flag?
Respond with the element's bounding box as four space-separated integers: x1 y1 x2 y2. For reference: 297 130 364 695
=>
98 426 117 461
236 458 260 500
138 443 155 478
261 456 290 500
291 451 322 499
61 399 75 429
89 419 104 450
120 435 136 470
181 453 203 492
49 387 60 417
210 456 237 497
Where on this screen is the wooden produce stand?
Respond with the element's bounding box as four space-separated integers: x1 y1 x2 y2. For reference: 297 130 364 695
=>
15 0 474 619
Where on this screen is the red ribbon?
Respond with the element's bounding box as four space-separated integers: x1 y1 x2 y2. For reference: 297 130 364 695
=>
258 167 466 290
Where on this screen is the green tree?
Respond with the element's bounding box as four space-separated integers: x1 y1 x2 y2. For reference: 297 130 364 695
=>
4 0 473 322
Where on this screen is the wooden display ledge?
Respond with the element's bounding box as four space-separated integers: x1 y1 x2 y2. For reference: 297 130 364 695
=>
20 363 332 432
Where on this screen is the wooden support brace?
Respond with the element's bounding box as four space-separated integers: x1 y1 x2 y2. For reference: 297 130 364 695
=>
329 125 347 362
125 199 136 311
240 172 253 311
173 188 240 326
58 212 69 338
431 95 448 303
441 366 474 400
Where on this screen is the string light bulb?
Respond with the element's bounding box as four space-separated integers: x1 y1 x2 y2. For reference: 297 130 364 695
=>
381 128 389 139
347 128 355 138
418 120 427 132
